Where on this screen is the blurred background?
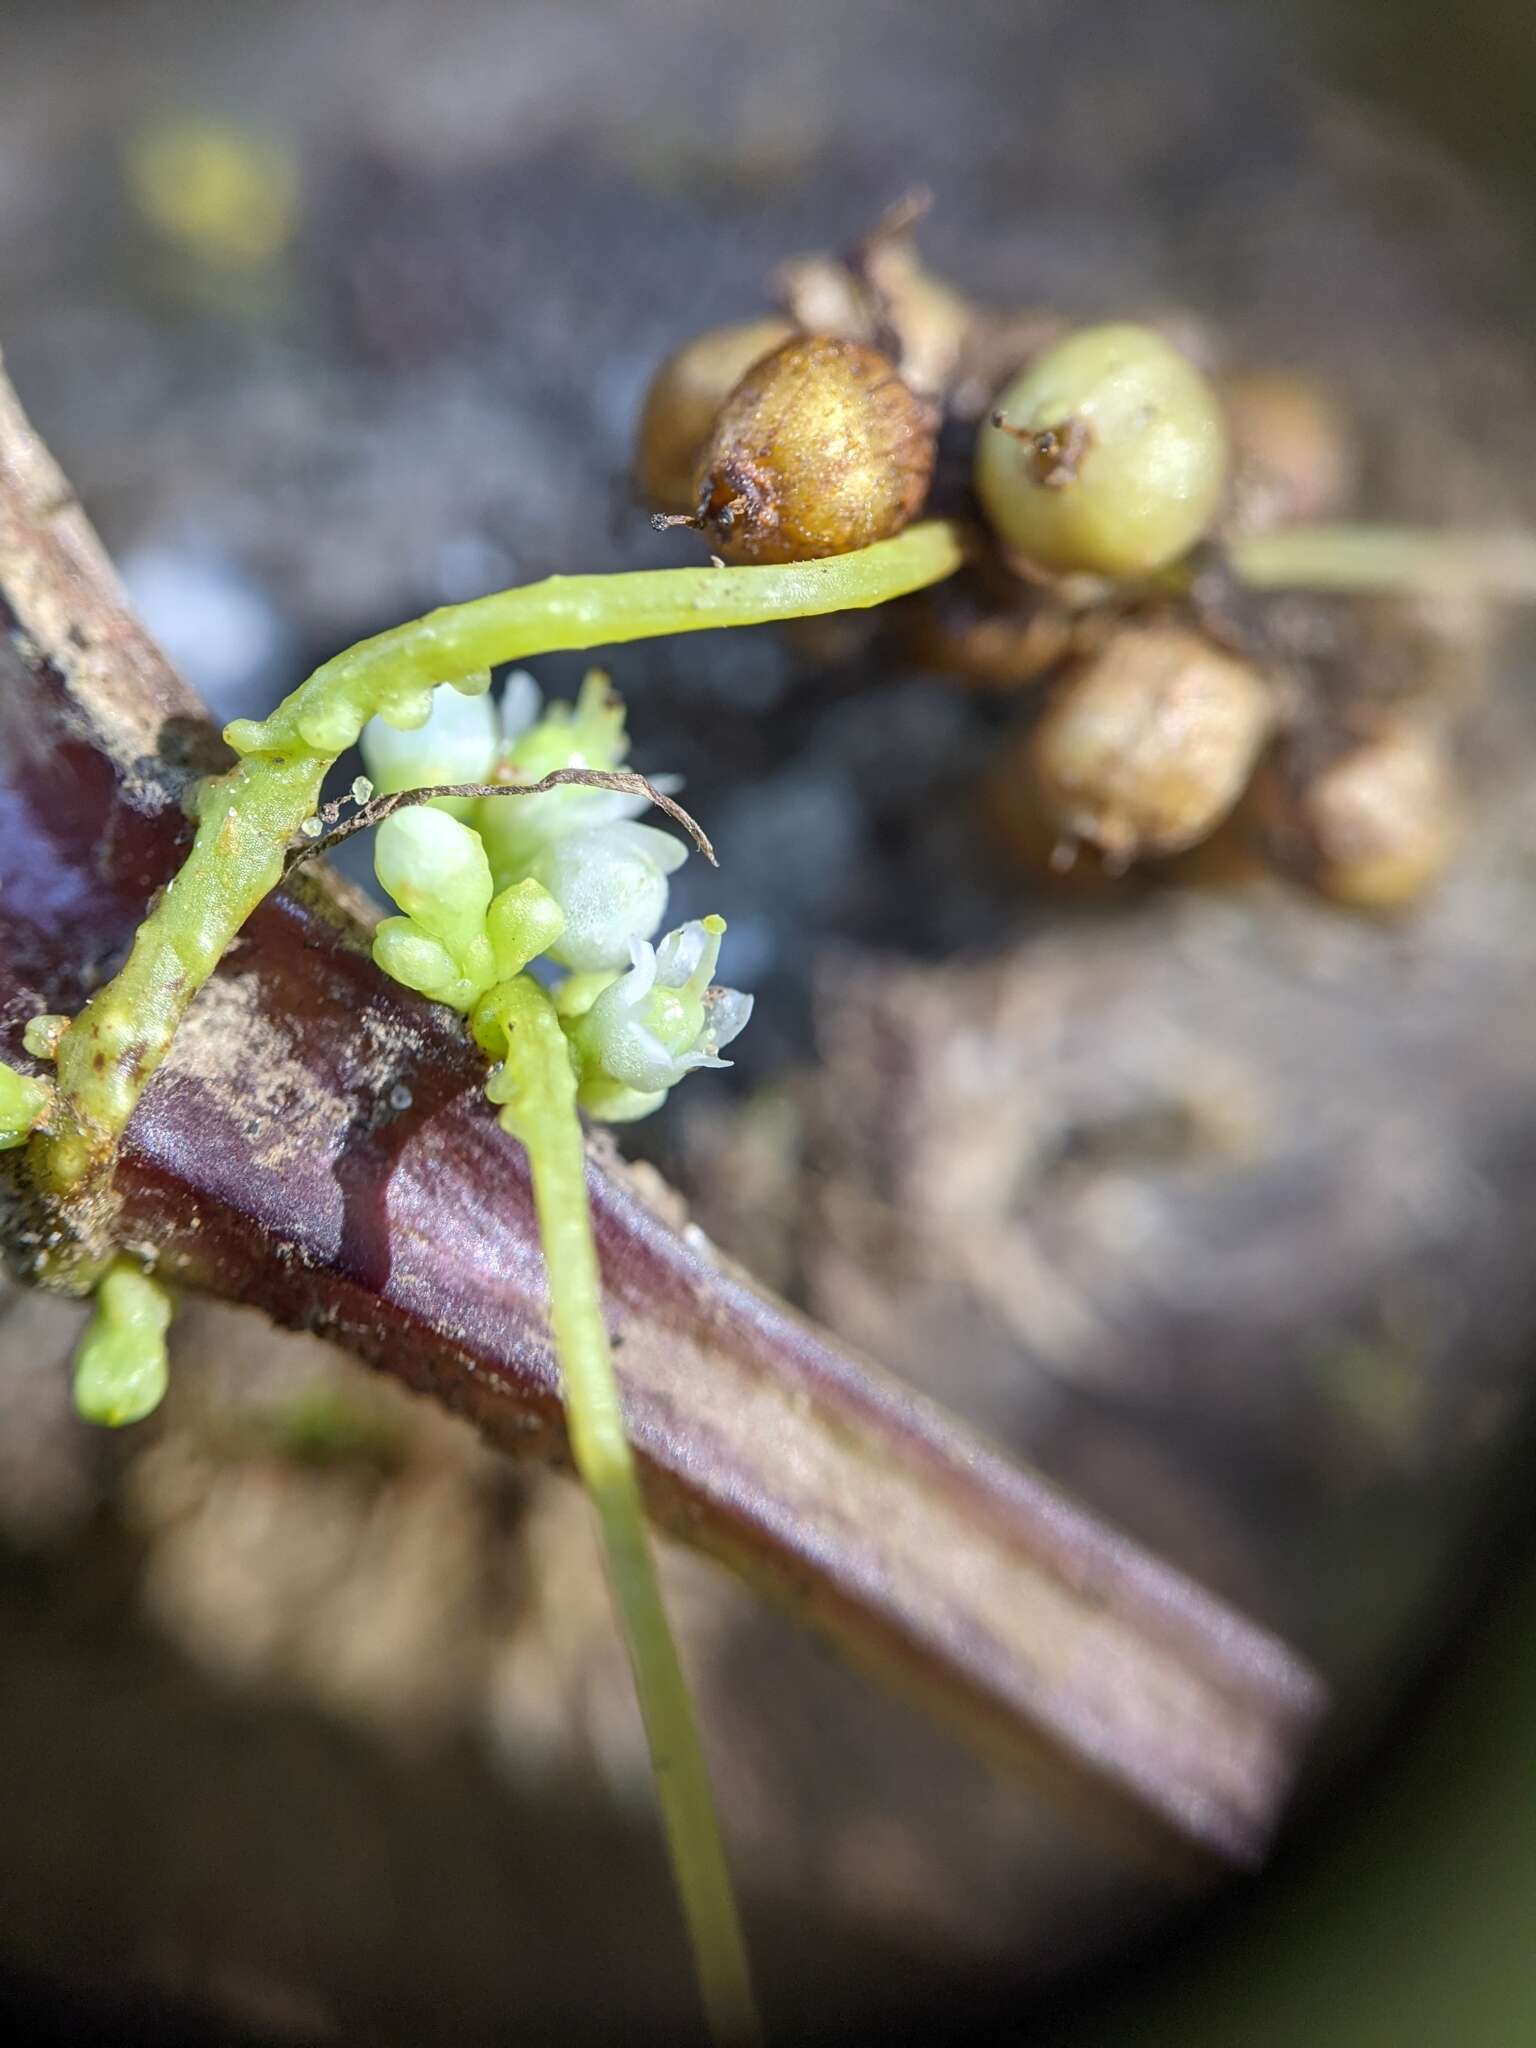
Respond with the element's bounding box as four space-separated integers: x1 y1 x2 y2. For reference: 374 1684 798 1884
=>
4 1 1536 2042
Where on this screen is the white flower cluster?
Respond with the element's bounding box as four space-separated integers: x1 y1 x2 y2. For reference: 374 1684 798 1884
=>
361 671 752 1120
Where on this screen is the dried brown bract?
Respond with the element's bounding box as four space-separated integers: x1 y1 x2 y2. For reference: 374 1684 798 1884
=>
774 191 976 402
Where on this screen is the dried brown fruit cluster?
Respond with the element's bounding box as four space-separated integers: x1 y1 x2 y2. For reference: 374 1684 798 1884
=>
635 202 1485 912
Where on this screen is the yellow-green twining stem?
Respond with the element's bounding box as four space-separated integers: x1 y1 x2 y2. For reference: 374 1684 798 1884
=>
34 522 964 1194
43 756 321 1190
1230 524 1536 599
222 521 965 761
474 976 760 2048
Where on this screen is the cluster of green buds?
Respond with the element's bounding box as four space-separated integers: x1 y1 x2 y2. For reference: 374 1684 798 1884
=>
360 670 752 1121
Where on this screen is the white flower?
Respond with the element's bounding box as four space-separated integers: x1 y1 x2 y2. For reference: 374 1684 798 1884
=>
360 673 498 797
531 822 687 973
499 669 542 742
360 671 739 1122
475 668 680 886
568 918 753 1115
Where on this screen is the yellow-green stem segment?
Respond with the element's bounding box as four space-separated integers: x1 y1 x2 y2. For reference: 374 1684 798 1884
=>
223 522 966 760
474 976 760 2047
1230 524 1536 599
34 522 964 1194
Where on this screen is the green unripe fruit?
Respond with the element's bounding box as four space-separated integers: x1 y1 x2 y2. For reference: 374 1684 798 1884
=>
976 323 1227 577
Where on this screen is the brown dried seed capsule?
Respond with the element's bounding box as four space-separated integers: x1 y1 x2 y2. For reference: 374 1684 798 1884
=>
670 334 937 565
984 729 1125 896
1027 623 1276 862
1270 726 1458 912
909 574 1088 692
1160 793 1275 892
636 317 796 514
1218 366 1357 538
1347 586 1493 721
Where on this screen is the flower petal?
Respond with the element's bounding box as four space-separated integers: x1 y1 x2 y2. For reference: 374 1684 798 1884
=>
703 987 754 1052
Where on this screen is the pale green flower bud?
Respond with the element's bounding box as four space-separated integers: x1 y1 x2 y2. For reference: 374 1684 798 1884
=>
531 822 687 973
576 1073 670 1124
0 1060 48 1149
370 919 464 1005
73 1258 173 1427
487 878 567 981
375 806 491 950
22 1014 68 1061
373 807 496 1008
